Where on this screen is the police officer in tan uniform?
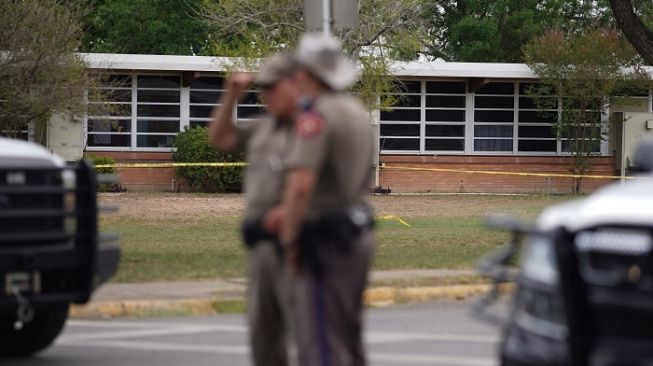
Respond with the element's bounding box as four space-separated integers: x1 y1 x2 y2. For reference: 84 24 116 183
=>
266 34 376 366
208 55 300 366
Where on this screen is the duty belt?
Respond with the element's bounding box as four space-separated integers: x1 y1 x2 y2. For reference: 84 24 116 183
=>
299 203 375 276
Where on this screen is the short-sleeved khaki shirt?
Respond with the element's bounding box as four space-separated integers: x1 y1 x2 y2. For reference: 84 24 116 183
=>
287 93 374 215
236 116 295 219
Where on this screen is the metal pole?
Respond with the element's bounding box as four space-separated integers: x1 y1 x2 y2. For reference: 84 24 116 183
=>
621 114 626 185
322 0 331 36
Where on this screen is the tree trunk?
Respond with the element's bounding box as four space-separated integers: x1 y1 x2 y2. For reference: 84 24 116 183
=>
609 0 653 65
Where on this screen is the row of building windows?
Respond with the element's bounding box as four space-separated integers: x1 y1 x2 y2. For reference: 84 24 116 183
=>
85 74 652 155
377 80 637 155
86 74 264 149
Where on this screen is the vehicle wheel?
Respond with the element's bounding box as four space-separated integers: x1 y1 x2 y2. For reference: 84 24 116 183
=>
0 304 69 358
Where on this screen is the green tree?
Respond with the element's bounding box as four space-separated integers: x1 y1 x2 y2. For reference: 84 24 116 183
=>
422 0 615 62
81 0 211 55
198 0 426 110
524 28 649 192
0 0 94 143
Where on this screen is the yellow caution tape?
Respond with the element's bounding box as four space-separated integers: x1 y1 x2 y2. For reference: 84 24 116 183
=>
376 215 412 228
94 162 248 169
380 165 637 181
92 161 644 181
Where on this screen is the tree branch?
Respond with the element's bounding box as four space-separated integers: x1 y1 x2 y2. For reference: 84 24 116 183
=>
609 0 653 65
202 6 301 32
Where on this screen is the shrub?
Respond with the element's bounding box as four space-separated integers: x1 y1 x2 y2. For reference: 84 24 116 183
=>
88 155 126 192
173 126 245 192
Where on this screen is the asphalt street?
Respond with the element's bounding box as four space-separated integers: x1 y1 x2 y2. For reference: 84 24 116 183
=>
5 300 501 366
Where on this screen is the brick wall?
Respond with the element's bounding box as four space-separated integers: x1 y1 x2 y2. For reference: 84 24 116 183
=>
85 152 176 192
379 155 617 194
86 151 617 194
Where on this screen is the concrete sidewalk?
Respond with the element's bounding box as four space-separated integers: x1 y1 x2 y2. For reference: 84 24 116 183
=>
71 269 492 319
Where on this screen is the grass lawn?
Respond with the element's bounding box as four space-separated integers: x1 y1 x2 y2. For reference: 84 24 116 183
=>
105 217 244 282
101 193 573 283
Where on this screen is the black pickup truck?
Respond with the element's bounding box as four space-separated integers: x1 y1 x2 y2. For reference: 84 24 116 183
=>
0 137 120 357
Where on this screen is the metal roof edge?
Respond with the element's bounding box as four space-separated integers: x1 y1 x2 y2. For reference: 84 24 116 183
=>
78 53 653 80
79 53 255 72
389 61 539 79
78 53 539 78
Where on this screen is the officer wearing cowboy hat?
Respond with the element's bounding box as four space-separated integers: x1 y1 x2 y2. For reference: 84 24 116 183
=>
265 33 376 366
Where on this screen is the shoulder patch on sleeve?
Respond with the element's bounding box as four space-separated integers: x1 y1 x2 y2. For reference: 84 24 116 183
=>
295 112 324 139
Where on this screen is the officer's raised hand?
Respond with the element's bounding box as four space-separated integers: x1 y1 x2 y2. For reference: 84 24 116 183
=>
225 73 253 101
208 72 254 150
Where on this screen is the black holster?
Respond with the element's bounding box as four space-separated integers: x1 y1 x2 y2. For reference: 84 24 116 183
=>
240 217 285 259
299 204 375 276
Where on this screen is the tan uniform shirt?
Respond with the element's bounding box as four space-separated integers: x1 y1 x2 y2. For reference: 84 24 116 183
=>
287 93 374 216
236 116 295 219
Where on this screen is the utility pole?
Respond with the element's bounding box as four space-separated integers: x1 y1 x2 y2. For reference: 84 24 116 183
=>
322 0 331 36
305 0 357 34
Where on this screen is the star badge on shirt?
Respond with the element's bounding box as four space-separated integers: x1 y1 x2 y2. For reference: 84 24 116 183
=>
296 112 324 139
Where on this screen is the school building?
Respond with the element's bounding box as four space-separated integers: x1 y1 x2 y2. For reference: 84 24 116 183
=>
46 53 653 193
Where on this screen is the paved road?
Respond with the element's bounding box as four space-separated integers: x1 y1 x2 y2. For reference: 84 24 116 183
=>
5 301 500 366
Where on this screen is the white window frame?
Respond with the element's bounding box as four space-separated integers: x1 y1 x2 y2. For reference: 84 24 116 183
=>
515 81 558 156
85 73 135 151
471 80 516 155
86 72 227 153
423 79 467 155
134 74 182 151
188 75 225 129
379 78 612 157
380 79 467 155
378 79 423 154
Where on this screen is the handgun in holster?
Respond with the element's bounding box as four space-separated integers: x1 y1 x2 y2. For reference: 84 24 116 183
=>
298 204 375 276
240 217 284 259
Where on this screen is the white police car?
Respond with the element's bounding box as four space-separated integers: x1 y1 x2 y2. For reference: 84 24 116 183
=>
476 137 653 366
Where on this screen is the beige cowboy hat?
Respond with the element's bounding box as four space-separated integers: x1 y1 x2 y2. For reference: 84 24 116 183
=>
294 33 358 91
